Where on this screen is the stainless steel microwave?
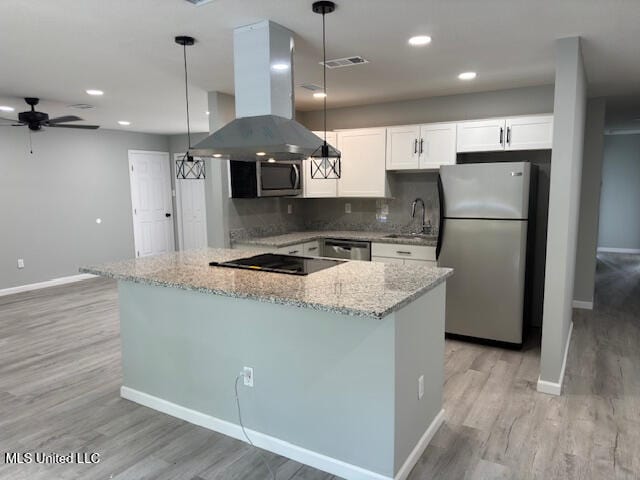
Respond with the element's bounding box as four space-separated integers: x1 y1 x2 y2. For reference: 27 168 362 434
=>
229 160 302 198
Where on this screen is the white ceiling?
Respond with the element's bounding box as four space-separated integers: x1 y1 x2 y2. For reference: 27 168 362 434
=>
1 0 639 134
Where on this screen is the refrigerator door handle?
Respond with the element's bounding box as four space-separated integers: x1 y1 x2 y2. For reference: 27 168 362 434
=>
436 174 445 260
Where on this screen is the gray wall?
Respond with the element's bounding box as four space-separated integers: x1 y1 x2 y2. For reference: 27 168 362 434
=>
574 98 607 304
598 133 640 251
0 127 168 289
540 37 587 388
298 85 554 131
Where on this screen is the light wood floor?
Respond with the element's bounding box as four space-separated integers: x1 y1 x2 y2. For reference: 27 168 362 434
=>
0 253 638 479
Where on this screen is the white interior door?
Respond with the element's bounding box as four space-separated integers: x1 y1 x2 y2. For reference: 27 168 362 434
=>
174 154 208 250
128 150 175 257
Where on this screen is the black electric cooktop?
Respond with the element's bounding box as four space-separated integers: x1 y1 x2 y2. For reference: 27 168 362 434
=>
209 253 345 276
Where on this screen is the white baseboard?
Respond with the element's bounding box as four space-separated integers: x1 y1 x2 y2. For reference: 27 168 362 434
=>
597 247 640 254
0 273 97 297
537 321 573 396
121 386 444 480
572 300 593 310
394 409 445 480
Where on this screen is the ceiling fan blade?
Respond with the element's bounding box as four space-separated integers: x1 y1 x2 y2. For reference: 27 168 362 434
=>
0 117 20 123
48 124 100 130
46 115 83 124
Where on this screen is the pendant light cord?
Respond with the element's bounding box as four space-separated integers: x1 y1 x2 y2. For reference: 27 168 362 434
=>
322 10 327 146
182 43 192 150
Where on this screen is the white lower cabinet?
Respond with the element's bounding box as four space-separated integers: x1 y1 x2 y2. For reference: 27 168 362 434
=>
371 243 437 266
303 241 321 256
277 243 304 255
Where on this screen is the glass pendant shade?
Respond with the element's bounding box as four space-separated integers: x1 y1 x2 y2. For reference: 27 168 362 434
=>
310 142 341 179
176 153 205 180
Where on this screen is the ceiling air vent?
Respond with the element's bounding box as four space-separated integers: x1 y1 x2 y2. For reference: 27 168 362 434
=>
321 56 369 69
184 0 218 5
68 104 95 109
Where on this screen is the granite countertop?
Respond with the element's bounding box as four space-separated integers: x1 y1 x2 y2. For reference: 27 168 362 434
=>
81 248 452 319
234 230 438 248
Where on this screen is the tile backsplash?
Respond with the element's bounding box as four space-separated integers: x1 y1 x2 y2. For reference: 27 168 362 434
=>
227 171 440 242
301 171 440 234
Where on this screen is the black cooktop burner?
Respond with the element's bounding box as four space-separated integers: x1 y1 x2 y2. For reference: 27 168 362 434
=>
209 253 344 276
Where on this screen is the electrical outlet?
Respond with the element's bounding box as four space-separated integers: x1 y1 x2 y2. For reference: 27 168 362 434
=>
243 366 254 387
381 204 389 215
418 375 424 399
345 203 352 214
287 204 293 214
17 258 25 269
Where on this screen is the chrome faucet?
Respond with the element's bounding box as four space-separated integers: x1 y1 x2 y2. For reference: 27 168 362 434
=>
411 198 432 234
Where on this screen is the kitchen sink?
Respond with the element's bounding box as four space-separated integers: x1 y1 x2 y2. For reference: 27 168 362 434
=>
384 233 437 240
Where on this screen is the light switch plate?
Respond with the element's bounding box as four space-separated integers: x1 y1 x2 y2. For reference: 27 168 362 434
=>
17 258 25 269
418 375 424 399
345 203 352 214
287 204 293 214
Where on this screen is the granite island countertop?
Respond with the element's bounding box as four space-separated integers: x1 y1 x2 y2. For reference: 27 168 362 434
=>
81 248 452 319
233 230 438 248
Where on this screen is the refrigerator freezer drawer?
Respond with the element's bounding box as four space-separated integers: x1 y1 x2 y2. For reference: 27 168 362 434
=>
440 162 531 219
438 218 527 344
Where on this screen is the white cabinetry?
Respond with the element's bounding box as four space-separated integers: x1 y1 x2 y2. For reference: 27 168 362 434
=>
371 243 437 267
456 118 506 152
456 115 553 153
304 131 338 198
386 123 456 170
337 128 389 197
277 243 305 255
505 115 553 150
386 125 420 170
419 123 457 169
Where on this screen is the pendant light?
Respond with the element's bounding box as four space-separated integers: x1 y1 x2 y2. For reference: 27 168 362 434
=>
310 1 341 179
175 35 205 180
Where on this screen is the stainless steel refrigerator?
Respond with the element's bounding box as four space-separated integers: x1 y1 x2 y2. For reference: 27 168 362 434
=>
437 162 534 346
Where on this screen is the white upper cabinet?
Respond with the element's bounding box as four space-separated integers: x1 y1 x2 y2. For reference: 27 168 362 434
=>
303 131 338 198
419 123 457 169
456 118 507 152
386 122 457 170
386 125 420 170
457 114 553 153
337 128 389 197
505 115 553 150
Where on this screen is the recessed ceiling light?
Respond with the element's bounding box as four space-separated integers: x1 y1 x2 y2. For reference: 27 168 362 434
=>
256 152 266 156
0 105 15 112
118 120 131 126
268 158 276 163
213 154 222 158
206 111 210 115
313 92 327 99
408 35 432 46
86 89 104 96
458 72 477 80
272 63 289 71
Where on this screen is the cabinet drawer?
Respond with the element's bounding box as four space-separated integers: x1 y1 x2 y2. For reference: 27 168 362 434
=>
372 255 404 265
372 242 436 260
303 241 321 256
277 243 304 256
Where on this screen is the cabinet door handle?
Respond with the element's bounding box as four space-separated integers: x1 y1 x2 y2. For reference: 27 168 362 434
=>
506 127 511 145
414 139 418 154
396 250 412 255
308 246 318 251
499 127 504 145
288 250 299 255
419 138 424 154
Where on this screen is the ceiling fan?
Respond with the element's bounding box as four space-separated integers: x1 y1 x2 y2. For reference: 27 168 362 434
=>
0 97 100 131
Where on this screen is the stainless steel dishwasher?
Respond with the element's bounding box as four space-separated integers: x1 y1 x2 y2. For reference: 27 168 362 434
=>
322 239 371 261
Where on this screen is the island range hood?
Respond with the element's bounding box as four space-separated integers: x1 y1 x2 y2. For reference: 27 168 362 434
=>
191 20 338 161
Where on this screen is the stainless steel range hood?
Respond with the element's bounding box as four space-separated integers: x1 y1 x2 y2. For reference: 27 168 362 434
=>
191 20 335 161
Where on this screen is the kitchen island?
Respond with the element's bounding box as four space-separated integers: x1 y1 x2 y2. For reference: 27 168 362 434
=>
82 248 452 480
